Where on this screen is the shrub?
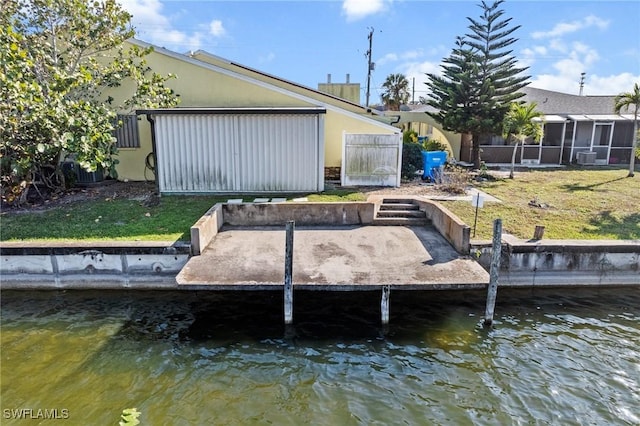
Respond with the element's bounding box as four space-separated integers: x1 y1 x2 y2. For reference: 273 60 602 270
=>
422 138 449 153
401 142 423 179
436 165 470 194
403 129 418 144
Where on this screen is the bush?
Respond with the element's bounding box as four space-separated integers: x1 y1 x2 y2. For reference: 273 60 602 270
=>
401 142 423 179
422 138 449 153
436 165 470 194
403 129 418 144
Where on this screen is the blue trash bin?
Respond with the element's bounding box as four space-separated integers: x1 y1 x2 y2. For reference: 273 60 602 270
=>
421 150 447 182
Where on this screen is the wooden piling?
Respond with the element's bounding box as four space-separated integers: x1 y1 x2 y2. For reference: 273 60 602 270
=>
533 225 545 240
484 218 502 327
284 220 294 325
381 285 391 325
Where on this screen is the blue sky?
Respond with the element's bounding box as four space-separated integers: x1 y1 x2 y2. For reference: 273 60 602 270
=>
120 0 640 103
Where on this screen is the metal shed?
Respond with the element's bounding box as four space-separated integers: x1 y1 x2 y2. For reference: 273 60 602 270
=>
138 107 326 194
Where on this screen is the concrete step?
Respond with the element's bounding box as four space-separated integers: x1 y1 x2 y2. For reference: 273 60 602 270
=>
372 217 429 226
380 198 416 205
379 203 418 211
377 209 425 218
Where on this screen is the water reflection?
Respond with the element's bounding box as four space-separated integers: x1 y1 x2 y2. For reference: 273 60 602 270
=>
1 289 639 425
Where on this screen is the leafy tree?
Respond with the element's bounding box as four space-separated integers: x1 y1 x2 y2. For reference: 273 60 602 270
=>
381 73 410 111
502 102 544 179
425 0 529 169
0 0 179 205
613 82 640 177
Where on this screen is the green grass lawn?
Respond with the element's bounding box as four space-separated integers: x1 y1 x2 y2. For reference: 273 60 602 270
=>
1 167 637 242
0 191 368 243
0 195 222 243
443 167 639 240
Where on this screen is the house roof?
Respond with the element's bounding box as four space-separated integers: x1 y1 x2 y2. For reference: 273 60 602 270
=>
521 86 618 115
190 50 368 112
127 38 398 132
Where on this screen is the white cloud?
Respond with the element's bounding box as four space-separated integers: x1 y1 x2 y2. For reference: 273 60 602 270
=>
119 0 227 52
401 50 423 60
400 60 441 99
259 52 276 64
209 20 226 37
377 53 398 66
530 73 640 96
531 15 610 39
342 0 389 22
377 49 425 67
584 73 640 96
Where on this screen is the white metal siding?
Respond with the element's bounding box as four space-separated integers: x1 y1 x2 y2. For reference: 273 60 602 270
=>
341 133 402 187
153 113 323 193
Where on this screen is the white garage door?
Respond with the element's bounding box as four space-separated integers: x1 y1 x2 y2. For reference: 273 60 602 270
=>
151 108 325 193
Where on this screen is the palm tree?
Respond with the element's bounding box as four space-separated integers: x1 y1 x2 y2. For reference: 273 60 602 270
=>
381 73 410 111
614 83 640 177
502 102 544 179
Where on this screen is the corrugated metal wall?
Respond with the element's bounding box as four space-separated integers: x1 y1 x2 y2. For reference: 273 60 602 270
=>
153 113 324 193
341 133 402 187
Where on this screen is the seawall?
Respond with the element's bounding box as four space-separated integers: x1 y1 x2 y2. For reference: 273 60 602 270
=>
2 200 639 289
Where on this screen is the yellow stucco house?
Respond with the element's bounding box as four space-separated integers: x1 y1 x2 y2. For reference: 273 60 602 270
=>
112 39 400 191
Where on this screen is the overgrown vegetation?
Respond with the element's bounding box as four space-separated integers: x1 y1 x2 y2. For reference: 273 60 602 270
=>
0 0 179 206
437 166 470 194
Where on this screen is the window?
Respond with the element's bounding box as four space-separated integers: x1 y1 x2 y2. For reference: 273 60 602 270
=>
113 114 140 148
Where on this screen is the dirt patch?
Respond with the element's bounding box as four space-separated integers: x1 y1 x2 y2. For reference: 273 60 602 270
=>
2 180 158 214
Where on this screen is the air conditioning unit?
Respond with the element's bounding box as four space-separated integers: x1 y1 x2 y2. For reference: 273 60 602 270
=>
61 161 104 185
576 151 597 165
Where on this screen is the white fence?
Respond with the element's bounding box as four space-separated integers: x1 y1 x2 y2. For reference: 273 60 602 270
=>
341 133 402 187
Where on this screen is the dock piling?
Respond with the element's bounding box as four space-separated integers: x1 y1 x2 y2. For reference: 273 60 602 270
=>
284 220 294 324
484 218 502 327
381 285 391 325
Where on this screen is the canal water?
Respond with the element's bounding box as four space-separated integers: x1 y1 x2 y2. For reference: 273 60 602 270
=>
1 288 638 425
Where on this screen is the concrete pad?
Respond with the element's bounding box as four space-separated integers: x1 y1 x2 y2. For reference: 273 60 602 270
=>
177 226 489 290
270 198 287 203
252 198 270 203
227 198 243 204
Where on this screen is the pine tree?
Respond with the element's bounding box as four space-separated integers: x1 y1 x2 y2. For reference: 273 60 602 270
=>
426 0 529 168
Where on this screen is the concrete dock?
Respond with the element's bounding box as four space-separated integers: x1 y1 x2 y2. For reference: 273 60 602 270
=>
177 225 489 290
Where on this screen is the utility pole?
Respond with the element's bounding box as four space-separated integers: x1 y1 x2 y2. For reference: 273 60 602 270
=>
412 77 415 104
365 28 374 107
579 72 586 96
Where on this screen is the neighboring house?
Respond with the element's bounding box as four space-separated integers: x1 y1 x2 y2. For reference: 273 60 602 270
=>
111 39 399 193
378 86 636 167
471 86 637 166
